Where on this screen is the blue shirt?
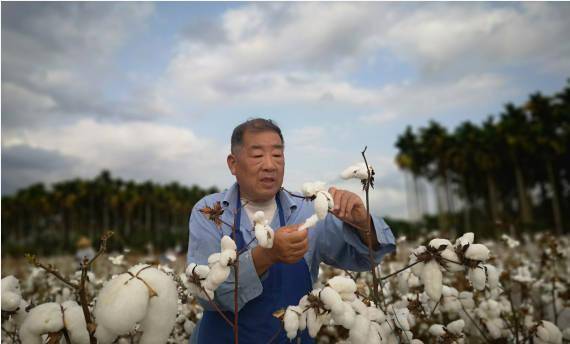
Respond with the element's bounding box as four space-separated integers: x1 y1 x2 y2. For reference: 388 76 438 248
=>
187 182 396 312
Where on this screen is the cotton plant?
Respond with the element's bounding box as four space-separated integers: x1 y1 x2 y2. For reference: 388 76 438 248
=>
93 263 178 344
530 320 563 344
428 319 465 344
298 181 334 231
185 235 237 300
252 210 274 248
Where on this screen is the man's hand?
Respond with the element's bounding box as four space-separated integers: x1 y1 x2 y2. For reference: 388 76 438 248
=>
328 187 379 249
252 224 308 275
269 224 309 264
328 187 370 230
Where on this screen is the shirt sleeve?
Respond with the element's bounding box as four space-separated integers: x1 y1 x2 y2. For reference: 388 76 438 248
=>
187 199 263 312
315 214 396 271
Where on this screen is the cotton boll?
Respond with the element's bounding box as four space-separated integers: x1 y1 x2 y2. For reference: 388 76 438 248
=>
302 181 326 197
348 314 370 344
447 319 465 335
284 306 301 340
320 287 344 315
219 249 236 266
307 308 324 338
369 322 383 344
204 263 230 291
341 162 373 180
410 246 427 277
20 302 64 344
468 267 487 291
253 211 266 224
429 324 446 337
136 266 178 344
429 238 452 250
464 244 490 261
2 275 22 311
455 233 474 247
392 308 410 331
441 249 464 272
299 214 319 231
185 263 210 280
535 321 563 344
366 306 386 323
458 292 474 309
422 261 443 301
351 298 368 315
207 253 221 267
184 320 195 335
484 264 499 290
13 299 30 326
328 276 357 295
314 191 333 220
220 236 237 252
485 318 504 339
334 302 356 329
61 301 90 344
94 272 149 344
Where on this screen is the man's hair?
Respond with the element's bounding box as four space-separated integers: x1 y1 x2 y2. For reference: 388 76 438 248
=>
231 118 284 154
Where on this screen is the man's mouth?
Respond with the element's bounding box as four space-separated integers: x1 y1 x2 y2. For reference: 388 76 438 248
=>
260 177 275 184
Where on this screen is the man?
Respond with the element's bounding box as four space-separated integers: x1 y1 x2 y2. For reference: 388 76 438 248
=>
188 118 396 343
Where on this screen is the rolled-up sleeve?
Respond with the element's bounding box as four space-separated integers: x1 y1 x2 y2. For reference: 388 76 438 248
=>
316 214 396 271
187 200 263 312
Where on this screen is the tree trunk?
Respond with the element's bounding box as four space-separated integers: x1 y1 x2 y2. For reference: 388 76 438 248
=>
462 178 471 234
546 160 563 235
514 163 533 225
486 173 501 223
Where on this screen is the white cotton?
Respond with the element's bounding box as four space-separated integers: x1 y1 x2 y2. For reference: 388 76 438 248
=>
484 264 499 290
253 210 266 224
306 307 323 338
220 235 237 252
301 181 327 197
219 249 236 266
422 261 443 301
185 263 210 280
61 300 90 344
284 306 301 340
485 318 504 339
458 291 474 309
204 263 231 291
2 275 22 312
207 253 221 267
299 214 319 231
94 272 149 344
328 276 356 296
20 302 64 344
535 321 563 344
392 308 410 331
366 306 386 323
348 314 371 344
314 191 334 220
440 249 464 272
320 287 344 315
369 322 383 344
13 299 30 326
455 232 474 247
429 238 452 250
298 295 309 331
184 320 195 335
447 319 465 335
350 298 368 315
429 324 446 337
333 302 356 329
109 255 125 266
410 246 427 277
135 265 178 344
255 224 274 249
468 267 487 291
341 162 373 180
464 244 490 261
411 340 424 344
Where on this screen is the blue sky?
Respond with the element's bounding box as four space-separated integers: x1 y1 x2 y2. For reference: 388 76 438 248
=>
2 2 570 219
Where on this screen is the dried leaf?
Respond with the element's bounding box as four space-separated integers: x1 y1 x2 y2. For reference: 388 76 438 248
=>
46 331 63 344
272 308 286 320
199 202 225 229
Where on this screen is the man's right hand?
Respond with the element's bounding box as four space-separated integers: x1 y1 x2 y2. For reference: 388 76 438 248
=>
268 225 309 264
252 224 308 275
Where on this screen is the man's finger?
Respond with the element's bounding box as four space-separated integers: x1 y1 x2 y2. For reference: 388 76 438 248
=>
289 237 308 250
333 189 345 212
344 196 358 219
287 228 308 242
339 193 352 217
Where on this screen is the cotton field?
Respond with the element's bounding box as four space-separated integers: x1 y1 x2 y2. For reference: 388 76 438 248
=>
2 230 569 344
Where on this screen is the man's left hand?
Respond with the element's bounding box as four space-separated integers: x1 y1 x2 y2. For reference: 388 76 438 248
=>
328 187 370 231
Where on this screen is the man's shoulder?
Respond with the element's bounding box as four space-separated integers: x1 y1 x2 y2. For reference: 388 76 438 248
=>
193 187 233 211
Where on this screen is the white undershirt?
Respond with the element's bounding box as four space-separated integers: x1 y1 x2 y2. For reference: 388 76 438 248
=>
241 197 277 226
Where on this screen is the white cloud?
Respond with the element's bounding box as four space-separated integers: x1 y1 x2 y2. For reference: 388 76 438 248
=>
3 119 232 189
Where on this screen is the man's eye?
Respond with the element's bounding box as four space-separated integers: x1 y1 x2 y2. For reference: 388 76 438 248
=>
253 155 263 158
273 154 282 158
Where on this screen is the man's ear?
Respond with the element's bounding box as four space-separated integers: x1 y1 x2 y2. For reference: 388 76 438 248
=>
227 154 237 176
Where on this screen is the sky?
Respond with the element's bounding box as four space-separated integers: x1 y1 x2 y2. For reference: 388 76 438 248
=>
2 2 570 219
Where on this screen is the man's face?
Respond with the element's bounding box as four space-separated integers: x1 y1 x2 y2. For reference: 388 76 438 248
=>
227 130 285 202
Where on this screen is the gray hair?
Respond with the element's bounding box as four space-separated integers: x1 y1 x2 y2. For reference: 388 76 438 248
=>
231 118 284 154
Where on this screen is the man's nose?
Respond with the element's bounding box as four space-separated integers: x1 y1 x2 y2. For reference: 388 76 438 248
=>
262 154 277 170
